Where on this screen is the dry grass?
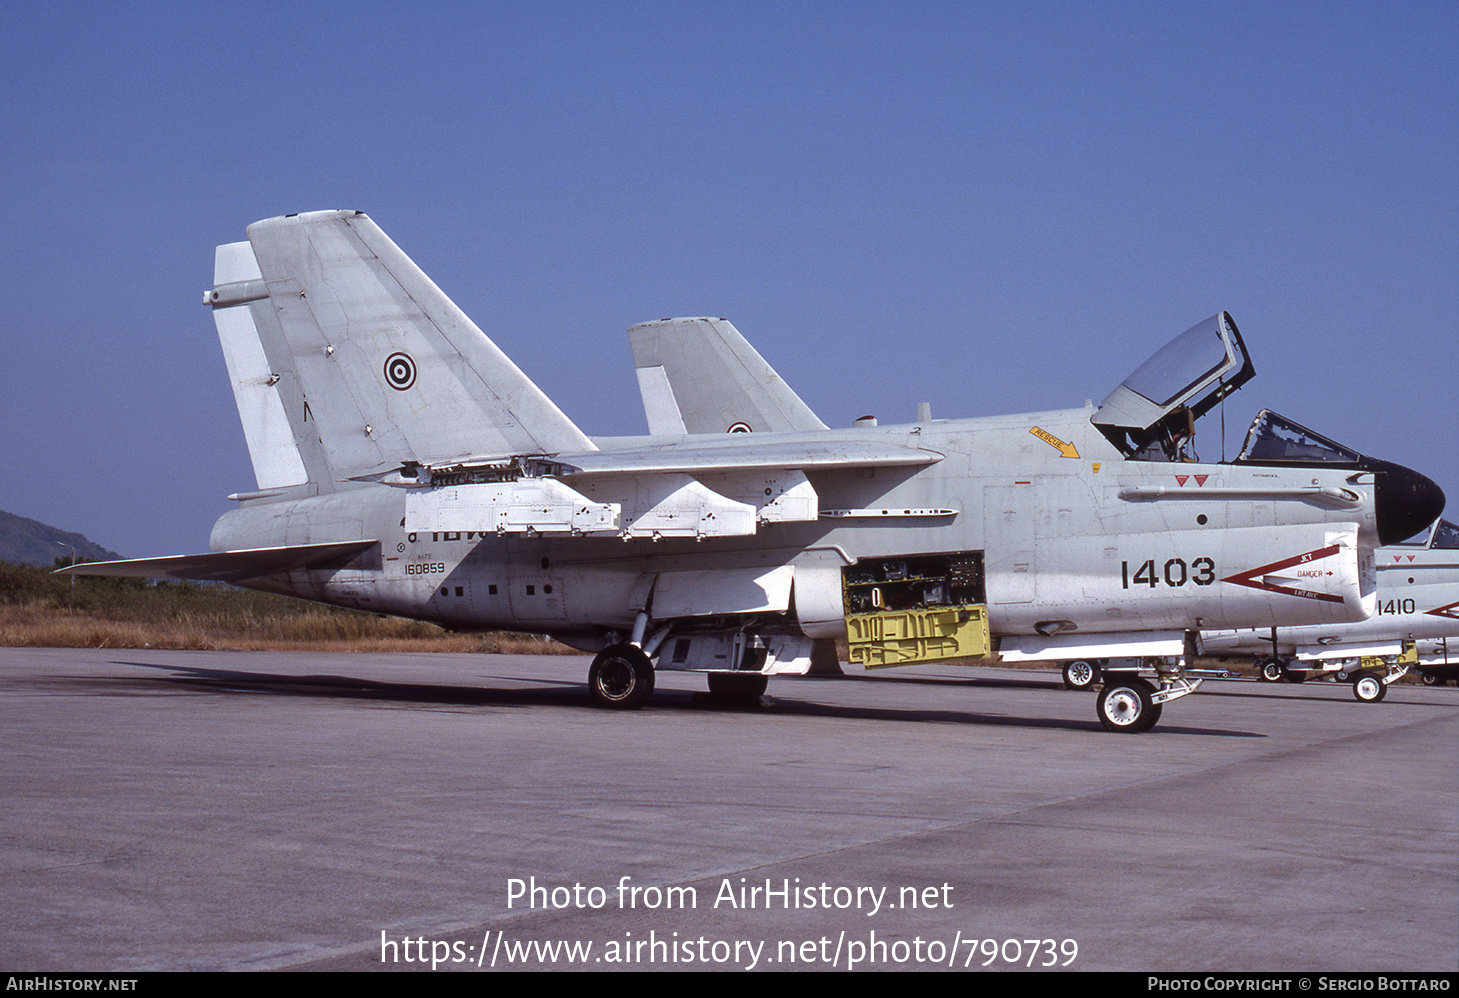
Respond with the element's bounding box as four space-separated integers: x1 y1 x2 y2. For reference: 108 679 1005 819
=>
0 561 577 653
0 605 573 652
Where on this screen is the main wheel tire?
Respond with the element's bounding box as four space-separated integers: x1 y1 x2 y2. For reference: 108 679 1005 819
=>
588 644 655 709
1285 671 1308 684
1352 672 1387 703
1062 659 1101 690
707 672 769 702
1096 676 1162 733
1259 658 1285 682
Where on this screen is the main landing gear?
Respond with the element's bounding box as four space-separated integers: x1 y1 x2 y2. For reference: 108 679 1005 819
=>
588 643 655 709
586 644 771 709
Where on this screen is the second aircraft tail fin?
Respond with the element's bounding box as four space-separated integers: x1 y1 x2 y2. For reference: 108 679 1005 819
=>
628 317 827 435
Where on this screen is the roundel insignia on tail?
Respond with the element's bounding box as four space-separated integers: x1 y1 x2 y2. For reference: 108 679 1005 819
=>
727 421 753 433
384 352 417 391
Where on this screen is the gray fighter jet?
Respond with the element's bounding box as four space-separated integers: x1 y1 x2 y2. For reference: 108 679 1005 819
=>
61 211 1445 732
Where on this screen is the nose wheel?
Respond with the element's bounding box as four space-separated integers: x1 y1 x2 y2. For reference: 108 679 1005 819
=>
1096 676 1162 733
1352 672 1387 703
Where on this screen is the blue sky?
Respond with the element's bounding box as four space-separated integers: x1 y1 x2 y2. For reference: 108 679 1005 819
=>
2 0 1455 557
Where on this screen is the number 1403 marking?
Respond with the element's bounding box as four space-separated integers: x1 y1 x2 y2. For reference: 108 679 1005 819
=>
1121 557 1216 589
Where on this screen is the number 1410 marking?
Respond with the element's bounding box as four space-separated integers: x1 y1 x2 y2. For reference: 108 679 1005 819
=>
1121 557 1216 589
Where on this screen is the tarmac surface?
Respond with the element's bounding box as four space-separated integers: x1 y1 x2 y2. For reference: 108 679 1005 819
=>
1 647 1455 973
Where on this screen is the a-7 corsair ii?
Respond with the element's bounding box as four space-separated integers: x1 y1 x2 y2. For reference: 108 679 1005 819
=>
62 211 1446 733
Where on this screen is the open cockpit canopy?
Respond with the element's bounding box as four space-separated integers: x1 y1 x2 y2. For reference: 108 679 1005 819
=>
1093 311 1254 459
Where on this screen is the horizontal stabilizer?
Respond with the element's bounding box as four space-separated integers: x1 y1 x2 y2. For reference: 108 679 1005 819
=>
54 540 379 583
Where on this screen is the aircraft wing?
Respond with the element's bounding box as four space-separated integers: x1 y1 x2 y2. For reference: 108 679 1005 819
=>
55 540 379 583
557 437 941 477
403 437 944 539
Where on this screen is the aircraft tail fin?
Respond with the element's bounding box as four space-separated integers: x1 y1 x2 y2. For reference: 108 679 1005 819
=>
207 210 595 492
628 317 827 435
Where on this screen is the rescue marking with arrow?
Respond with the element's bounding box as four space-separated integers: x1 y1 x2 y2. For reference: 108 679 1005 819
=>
1030 426 1079 458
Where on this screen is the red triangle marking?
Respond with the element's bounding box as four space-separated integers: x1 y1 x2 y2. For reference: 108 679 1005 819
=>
1222 544 1344 603
1426 600 1459 621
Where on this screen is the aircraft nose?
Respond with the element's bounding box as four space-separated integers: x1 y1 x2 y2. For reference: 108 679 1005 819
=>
1373 460 1446 545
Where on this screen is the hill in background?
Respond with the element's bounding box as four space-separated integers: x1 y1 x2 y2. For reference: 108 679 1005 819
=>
0 508 122 567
